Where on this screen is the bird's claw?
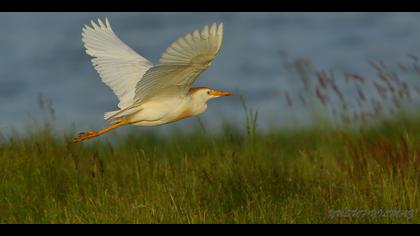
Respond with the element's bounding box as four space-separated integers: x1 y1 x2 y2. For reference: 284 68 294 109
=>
78 131 95 136
71 131 98 143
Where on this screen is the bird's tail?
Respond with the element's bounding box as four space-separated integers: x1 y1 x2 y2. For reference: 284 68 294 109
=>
104 111 120 120
104 104 143 121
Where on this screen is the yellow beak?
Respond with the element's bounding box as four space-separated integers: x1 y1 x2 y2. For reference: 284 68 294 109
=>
209 90 232 97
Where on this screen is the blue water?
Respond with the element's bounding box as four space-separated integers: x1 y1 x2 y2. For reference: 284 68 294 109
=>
1 12 420 134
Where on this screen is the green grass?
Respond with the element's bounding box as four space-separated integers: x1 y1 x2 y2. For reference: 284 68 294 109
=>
0 116 418 224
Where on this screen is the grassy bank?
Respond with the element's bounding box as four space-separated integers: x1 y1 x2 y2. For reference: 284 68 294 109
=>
0 116 418 223
1 54 420 223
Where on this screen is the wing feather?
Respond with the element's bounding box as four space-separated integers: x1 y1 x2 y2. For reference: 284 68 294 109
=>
134 22 224 103
82 18 153 109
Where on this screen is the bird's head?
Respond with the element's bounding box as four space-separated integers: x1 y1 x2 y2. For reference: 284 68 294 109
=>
190 87 232 103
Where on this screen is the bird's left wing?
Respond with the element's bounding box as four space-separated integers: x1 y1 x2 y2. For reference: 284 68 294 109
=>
82 18 153 109
134 22 224 103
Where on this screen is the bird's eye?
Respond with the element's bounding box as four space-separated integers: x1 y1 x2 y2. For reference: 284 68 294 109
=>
207 91 211 95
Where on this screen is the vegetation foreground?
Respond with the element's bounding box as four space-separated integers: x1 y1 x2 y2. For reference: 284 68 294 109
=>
0 116 418 224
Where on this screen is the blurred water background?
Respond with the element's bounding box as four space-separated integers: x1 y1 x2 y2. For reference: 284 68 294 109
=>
2 12 420 135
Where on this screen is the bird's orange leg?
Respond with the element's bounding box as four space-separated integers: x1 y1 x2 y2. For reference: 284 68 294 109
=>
71 119 129 143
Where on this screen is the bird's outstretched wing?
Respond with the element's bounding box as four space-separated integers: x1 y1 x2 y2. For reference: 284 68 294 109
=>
82 18 153 109
134 22 224 103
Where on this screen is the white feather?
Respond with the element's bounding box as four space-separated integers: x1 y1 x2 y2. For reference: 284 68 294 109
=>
134 22 224 103
82 18 153 111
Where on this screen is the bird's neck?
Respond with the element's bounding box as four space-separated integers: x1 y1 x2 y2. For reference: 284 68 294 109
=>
189 94 208 116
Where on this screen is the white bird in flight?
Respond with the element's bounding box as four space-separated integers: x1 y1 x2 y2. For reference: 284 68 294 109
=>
72 18 230 143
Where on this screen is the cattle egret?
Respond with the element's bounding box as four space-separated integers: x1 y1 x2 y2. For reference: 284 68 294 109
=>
72 18 230 143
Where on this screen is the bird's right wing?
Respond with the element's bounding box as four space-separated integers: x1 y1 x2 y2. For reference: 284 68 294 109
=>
82 18 153 109
133 22 224 103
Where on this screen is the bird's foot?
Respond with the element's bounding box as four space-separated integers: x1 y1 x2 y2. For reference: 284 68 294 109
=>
71 131 99 143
